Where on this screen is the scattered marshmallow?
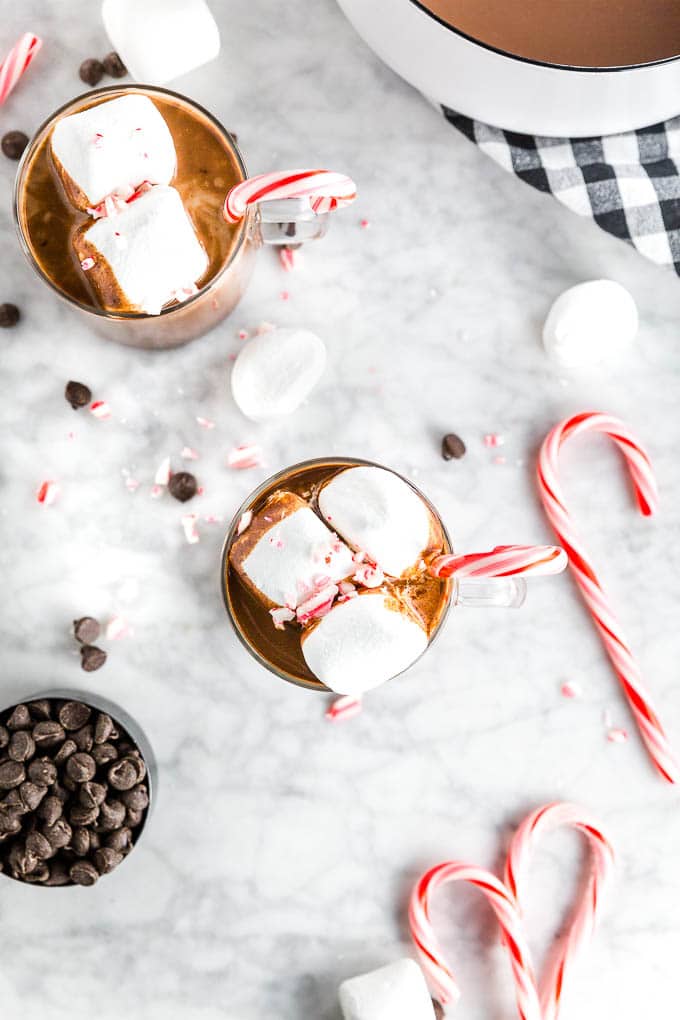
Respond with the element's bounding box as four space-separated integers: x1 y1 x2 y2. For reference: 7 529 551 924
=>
543 279 638 369
301 593 428 695
51 94 176 210
102 0 221 84
75 185 208 315
339 959 435 1020
230 491 355 608
318 466 438 577
230 327 326 421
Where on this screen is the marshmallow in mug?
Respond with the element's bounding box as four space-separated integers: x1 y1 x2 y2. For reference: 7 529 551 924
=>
74 185 208 315
318 466 441 577
102 0 220 84
230 491 355 608
339 959 436 1020
301 592 428 695
50 94 176 210
542 279 638 369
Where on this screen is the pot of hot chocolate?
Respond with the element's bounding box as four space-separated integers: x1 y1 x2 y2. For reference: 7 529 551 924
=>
337 0 680 137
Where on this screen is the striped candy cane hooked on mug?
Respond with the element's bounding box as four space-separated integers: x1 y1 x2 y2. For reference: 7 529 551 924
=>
223 169 357 223
409 802 614 1019
537 411 678 784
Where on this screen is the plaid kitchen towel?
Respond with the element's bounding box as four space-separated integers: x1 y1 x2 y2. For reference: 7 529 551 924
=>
443 107 680 275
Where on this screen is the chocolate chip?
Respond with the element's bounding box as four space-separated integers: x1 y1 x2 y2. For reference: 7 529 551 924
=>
43 817 72 850
26 830 53 860
58 701 92 731
66 753 96 784
80 781 106 810
0 726 8 749
8 730 34 762
102 51 127 77
71 827 90 856
28 700 52 721
65 383 92 411
0 761 25 789
441 433 466 460
32 721 65 748
0 804 22 834
168 471 198 503
98 799 126 831
108 757 140 791
44 860 70 886
19 781 46 811
121 784 149 812
80 645 107 672
93 847 123 874
79 58 104 87
72 724 94 752
27 758 57 787
105 826 132 853
69 802 99 827
89 830 101 851
125 806 144 828
1 130 28 160
0 303 20 328
39 795 63 827
91 742 118 766
94 713 114 744
6 705 31 730
54 739 77 765
70 859 99 886
9 843 38 877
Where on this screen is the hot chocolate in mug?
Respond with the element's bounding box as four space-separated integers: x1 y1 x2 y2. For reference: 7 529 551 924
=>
14 84 355 349
221 457 567 695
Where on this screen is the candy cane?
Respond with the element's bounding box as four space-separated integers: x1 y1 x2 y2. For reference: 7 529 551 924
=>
0 33 42 105
429 544 567 579
223 169 357 223
537 411 677 783
504 802 614 1020
409 862 541 1020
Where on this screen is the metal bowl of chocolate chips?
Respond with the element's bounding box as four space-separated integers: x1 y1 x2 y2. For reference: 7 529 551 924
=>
0 692 154 887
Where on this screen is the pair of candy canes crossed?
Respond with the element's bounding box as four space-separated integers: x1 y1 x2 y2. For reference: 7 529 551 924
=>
410 801 614 1020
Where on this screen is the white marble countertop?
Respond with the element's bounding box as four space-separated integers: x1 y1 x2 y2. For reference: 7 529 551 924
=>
2 1 680 1017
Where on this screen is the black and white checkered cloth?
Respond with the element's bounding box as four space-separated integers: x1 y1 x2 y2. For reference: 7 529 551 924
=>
443 106 680 275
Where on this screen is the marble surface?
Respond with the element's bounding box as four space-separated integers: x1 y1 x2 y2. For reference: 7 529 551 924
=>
1 1 680 1017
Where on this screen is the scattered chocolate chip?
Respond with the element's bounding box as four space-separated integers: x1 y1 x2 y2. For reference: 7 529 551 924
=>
58 702 92 731
8 731 35 762
0 303 20 329
80 645 107 672
93 847 123 874
70 859 99 886
94 713 114 744
102 51 127 77
168 471 198 503
39 796 63 827
32 721 65 748
7 705 31 730
65 753 96 784
108 757 140 791
65 382 92 411
27 758 57 787
91 742 118 766
26 831 53 860
1 130 29 160
0 762 25 790
79 58 104 87
441 432 466 460
54 739 77 765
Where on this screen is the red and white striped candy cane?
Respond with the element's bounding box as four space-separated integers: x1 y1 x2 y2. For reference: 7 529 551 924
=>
429 544 567 579
223 169 357 223
0 33 42 105
504 802 614 1020
537 411 678 783
409 862 541 1019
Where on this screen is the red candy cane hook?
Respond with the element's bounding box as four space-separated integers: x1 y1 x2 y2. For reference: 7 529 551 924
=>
537 411 678 783
0 33 42 105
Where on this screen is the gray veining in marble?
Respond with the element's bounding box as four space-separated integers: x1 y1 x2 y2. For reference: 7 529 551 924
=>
1 1 680 1017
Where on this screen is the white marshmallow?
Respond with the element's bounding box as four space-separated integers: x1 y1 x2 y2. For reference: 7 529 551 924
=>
301 593 428 695
238 498 355 608
231 328 326 421
318 466 435 577
78 185 208 315
102 0 220 84
339 961 435 1020
51 94 176 209
543 279 638 369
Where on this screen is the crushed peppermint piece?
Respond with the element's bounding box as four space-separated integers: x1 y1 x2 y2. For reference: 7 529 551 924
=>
326 696 363 722
36 480 59 506
607 727 628 743
80 257 95 271
493 455 507 465
278 247 298 272
561 680 582 699
196 416 216 430
359 218 370 229
89 400 111 419
280 290 290 301
268 533 285 549
353 563 384 588
105 615 129 640
236 510 253 535
93 132 104 149
181 514 200 544
181 447 199 460
150 484 163 499
296 584 339 626
154 456 171 486
237 329 249 340
483 433 505 447
203 514 223 524
270 607 295 630
227 444 263 469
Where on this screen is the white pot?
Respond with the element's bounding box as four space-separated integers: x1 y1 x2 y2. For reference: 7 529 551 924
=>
336 0 680 137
